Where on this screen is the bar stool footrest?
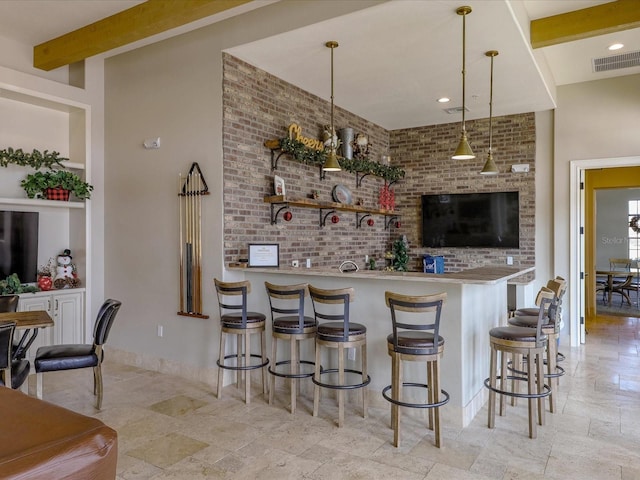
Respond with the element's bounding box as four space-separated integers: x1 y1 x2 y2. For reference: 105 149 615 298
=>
312 368 371 390
268 360 316 379
217 353 269 372
382 383 450 409
508 360 565 379
483 375 552 400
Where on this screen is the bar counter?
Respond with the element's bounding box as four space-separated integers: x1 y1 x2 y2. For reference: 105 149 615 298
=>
226 265 534 427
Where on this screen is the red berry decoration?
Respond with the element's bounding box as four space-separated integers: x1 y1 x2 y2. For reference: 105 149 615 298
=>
283 211 292 222
331 215 339 224
367 218 374 227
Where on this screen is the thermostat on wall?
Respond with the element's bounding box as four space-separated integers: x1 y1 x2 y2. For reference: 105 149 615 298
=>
511 164 529 173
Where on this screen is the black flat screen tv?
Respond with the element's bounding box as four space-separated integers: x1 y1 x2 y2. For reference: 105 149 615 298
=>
421 192 519 248
0 211 39 283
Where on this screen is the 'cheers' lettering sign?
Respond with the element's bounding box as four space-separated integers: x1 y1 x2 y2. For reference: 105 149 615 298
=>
288 123 324 151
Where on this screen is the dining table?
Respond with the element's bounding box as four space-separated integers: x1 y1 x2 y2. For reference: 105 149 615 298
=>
596 270 635 307
0 310 54 360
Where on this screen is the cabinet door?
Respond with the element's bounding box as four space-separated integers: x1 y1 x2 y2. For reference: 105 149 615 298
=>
53 292 84 345
17 294 54 360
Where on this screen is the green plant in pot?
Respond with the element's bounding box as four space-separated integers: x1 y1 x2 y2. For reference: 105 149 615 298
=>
21 170 93 200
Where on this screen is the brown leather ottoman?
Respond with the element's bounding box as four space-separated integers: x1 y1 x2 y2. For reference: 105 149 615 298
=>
0 387 117 479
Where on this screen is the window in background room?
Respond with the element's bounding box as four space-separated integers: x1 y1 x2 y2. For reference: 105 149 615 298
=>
629 199 640 260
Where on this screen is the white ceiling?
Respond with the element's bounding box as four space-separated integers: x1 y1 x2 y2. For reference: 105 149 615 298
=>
0 0 637 130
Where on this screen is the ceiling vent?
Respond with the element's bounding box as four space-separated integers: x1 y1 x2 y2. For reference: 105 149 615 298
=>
444 106 469 114
592 50 640 72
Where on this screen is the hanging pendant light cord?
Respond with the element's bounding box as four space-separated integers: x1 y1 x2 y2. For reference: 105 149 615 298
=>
461 9 467 133
488 53 493 153
330 43 335 150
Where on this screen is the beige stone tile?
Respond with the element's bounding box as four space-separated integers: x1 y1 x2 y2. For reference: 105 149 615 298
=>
545 453 622 479
422 462 495 479
126 432 209 468
150 394 209 417
308 450 426 480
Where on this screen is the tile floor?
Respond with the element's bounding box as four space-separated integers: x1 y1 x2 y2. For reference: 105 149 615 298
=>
29 314 640 479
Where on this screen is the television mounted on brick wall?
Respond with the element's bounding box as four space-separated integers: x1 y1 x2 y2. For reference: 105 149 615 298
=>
421 192 519 248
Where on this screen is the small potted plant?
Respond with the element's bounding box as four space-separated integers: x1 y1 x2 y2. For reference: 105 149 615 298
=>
21 170 93 200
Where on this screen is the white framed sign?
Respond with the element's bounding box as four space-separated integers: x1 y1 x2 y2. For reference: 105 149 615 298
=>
248 243 279 267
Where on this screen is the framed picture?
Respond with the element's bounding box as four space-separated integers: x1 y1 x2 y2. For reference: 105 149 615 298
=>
248 243 280 267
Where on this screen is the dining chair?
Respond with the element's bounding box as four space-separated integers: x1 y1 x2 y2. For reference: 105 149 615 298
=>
0 320 29 390
606 258 634 306
622 259 640 307
0 295 19 313
34 299 122 409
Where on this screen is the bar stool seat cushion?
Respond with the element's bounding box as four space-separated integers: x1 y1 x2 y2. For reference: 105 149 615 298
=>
508 315 553 330
386 331 444 355
221 312 266 328
317 322 366 341
490 326 548 343
273 315 316 334
35 345 98 372
514 307 541 316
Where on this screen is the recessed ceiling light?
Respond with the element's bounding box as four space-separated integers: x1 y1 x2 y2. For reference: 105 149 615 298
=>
437 97 450 103
608 43 624 51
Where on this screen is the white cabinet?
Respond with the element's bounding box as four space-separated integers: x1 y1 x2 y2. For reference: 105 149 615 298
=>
52 291 84 344
18 289 85 359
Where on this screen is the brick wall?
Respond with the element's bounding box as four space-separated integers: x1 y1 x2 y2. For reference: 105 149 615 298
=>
390 114 536 271
223 53 535 271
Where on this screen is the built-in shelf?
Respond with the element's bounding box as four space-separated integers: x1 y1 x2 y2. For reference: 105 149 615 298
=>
264 195 400 228
0 197 85 209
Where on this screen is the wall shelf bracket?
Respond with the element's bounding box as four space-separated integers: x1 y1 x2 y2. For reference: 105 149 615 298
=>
385 215 399 230
269 202 290 225
357 213 372 229
270 148 287 170
320 209 337 228
356 172 371 188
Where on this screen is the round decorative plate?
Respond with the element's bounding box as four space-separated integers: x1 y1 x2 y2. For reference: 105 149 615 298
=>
332 184 352 204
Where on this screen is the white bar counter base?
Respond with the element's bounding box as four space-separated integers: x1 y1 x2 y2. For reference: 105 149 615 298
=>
225 265 534 428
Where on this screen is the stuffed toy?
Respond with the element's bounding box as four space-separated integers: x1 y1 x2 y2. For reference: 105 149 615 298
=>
53 249 81 289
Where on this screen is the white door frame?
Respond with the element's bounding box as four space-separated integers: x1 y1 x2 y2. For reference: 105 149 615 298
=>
570 156 640 347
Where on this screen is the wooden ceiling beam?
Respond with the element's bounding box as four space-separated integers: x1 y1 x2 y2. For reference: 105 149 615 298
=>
34 0 252 71
531 0 640 49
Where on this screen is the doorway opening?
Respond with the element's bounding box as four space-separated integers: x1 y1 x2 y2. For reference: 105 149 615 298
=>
571 159 640 346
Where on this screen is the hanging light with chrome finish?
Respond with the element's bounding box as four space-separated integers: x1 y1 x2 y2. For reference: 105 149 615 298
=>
481 50 499 175
452 6 475 160
323 40 342 172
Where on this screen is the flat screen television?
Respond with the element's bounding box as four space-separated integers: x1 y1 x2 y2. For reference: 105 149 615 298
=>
0 211 39 283
421 192 519 248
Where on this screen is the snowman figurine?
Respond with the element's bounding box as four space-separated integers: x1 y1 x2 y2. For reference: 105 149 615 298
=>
53 249 80 289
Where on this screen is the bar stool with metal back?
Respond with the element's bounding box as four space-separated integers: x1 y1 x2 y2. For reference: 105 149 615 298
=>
214 279 269 404
265 282 317 413
509 279 566 413
309 285 370 427
382 291 450 448
485 287 553 439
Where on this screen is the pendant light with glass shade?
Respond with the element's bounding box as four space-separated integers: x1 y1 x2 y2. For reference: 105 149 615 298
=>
323 40 342 172
452 6 475 160
480 50 499 175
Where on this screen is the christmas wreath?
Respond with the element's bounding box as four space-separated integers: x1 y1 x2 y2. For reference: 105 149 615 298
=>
630 215 640 233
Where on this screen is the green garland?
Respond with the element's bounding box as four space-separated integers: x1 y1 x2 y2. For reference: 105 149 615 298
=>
0 147 68 169
277 137 405 183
